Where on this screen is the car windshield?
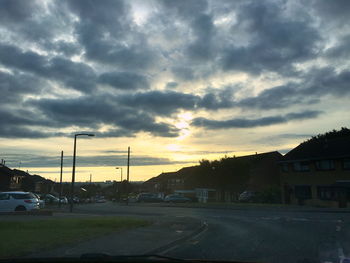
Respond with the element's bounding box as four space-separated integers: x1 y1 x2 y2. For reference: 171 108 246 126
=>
0 1 350 262
10 193 35 200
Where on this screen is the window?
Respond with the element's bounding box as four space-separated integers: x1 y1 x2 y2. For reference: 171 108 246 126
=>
294 185 312 199
10 193 34 199
317 186 337 200
315 160 335 170
343 159 350 170
0 193 9 200
293 162 310 172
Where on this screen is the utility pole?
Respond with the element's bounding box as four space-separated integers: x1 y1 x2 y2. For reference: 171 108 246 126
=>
127 147 130 182
126 146 130 205
89 173 92 184
59 151 63 208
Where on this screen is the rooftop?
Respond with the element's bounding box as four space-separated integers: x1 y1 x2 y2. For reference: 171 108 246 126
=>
283 128 350 162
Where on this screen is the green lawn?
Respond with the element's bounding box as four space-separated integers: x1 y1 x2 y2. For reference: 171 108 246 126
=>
0 217 150 258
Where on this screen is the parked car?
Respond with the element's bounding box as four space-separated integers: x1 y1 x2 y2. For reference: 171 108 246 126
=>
136 193 163 203
59 196 68 204
96 198 106 203
44 194 60 204
164 194 191 203
33 193 45 208
238 190 256 202
0 191 40 212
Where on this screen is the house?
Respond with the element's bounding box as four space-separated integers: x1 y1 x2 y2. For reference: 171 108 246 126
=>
214 151 283 202
0 164 55 193
0 164 25 190
280 129 350 207
142 167 196 194
143 151 282 203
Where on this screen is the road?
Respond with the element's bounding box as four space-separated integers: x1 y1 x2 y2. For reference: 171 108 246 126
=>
73 203 350 263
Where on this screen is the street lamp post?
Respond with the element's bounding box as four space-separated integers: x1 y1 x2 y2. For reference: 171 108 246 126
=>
70 133 95 213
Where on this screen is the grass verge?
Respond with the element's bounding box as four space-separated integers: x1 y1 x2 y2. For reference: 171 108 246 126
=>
0 217 150 258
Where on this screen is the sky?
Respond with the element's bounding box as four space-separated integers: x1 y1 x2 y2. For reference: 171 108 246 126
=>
0 0 350 182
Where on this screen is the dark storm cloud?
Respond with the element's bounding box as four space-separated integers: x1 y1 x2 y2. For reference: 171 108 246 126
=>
305 68 350 97
197 88 234 110
29 95 180 137
311 0 350 23
119 91 200 115
236 67 350 110
186 13 216 61
0 0 35 23
0 105 65 138
0 0 71 43
98 72 149 90
192 110 322 129
0 105 52 127
0 0 348 139
0 71 44 103
0 43 96 92
220 1 321 75
66 0 156 70
158 0 209 20
237 84 300 109
0 124 68 139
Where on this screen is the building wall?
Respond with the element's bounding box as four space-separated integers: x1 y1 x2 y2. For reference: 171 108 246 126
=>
281 159 350 207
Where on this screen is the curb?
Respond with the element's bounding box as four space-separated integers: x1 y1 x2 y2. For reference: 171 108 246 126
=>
137 203 350 214
146 221 208 255
0 210 53 216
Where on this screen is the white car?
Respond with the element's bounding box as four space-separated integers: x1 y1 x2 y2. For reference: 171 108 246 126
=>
0 191 40 212
238 190 256 202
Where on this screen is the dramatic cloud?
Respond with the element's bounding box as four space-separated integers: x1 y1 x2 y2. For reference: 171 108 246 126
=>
98 72 149 90
118 91 200 115
220 1 321 75
0 43 97 92
28 95 180 137
192 111 322 129
0 71 44 103
0 0 349 140
66 0 157 70
2 153 194 168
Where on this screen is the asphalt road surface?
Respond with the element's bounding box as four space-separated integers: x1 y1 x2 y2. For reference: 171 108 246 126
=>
73 203 350 263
